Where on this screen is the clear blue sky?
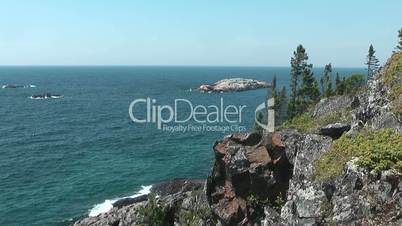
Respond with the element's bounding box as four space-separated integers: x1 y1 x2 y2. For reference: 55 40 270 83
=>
0 0 401 67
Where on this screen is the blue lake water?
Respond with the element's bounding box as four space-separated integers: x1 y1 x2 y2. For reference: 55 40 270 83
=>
0 66 364 226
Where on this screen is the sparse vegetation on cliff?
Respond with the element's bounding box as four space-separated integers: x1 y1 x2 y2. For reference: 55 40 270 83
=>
314 129 402 181
279 110 351 133
383 52 402 119
138 196 164 226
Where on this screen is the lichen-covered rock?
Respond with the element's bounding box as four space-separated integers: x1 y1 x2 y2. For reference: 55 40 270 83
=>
350 70 402 134
329 159 402 225
73 201 148 226
280 133 333 225
261 206 286 226
310 95 353 118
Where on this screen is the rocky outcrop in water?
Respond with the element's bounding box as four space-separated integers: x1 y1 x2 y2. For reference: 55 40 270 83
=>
198 78 270 93
73 179 215 226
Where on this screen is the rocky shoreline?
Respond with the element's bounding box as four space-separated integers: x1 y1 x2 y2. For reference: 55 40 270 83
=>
197 78 270 93
74 53 402 225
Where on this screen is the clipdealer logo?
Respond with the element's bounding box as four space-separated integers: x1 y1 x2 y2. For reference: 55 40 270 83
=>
128 97 275 132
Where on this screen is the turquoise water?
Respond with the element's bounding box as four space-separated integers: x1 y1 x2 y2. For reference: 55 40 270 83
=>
0 66 364 226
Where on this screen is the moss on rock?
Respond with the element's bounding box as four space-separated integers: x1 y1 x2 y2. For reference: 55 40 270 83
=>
314 129 402 181
279 110 351 134
382 52 402 119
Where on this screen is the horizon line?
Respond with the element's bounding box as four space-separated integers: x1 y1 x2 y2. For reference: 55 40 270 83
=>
0 64 366 68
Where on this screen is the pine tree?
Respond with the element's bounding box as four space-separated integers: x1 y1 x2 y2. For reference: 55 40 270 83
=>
271 75 287 122
277 86 287 123
288 45 319 118
366 44 380 79
272 75 277 91
397 28 402 52
272 75 280 113
320 63 333 98
299 57 320 108
288 46 302 119
335 72 342 95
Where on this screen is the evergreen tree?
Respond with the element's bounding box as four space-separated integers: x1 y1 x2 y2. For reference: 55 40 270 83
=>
366 44 380 79
272 75 280 113
397 28 402 52
271 75 287 122
320 63 333 98
272 75 277 91
277 86 287 123
299 59 320 106
288 45 319 118
335 72 342 95
280 86 287 103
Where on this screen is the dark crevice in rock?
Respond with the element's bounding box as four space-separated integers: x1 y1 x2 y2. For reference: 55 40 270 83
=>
354 177 363 191
322 182 336 201
111 220 120 226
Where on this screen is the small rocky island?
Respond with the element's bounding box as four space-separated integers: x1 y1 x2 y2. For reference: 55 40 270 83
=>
197 78 270 92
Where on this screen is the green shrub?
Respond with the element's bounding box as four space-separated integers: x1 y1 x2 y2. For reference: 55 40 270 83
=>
279 110 351 134
383 52 402 86
280 113 316 133
179 206 212 226
139 196 164 226
247 193 286 214
320 200 333 219
272 193 286 213
314 129 402 181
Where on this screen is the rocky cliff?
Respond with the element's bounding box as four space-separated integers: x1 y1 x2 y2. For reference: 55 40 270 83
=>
74 53 402 226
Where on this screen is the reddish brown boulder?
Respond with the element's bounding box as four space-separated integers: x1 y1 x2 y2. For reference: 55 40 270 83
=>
206 132 292 225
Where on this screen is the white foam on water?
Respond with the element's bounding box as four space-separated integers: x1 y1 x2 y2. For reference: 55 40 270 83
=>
88 185 152 217
29 95 63 100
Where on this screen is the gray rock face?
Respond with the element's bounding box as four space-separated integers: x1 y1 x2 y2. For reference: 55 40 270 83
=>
330 159 402 225
350 72 402 134
198 78 270 92
261 206 287 226
320 123 351 139
280 133 333 225
279 139 402 225
73 201 147 226
310 95 353 118
276 62 402 225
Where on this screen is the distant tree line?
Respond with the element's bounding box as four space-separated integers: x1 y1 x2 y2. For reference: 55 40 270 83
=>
254 28 401 131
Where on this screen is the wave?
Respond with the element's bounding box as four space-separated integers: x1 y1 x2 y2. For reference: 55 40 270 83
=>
1 84 36 88
88 185 152 217
29 95 63 100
